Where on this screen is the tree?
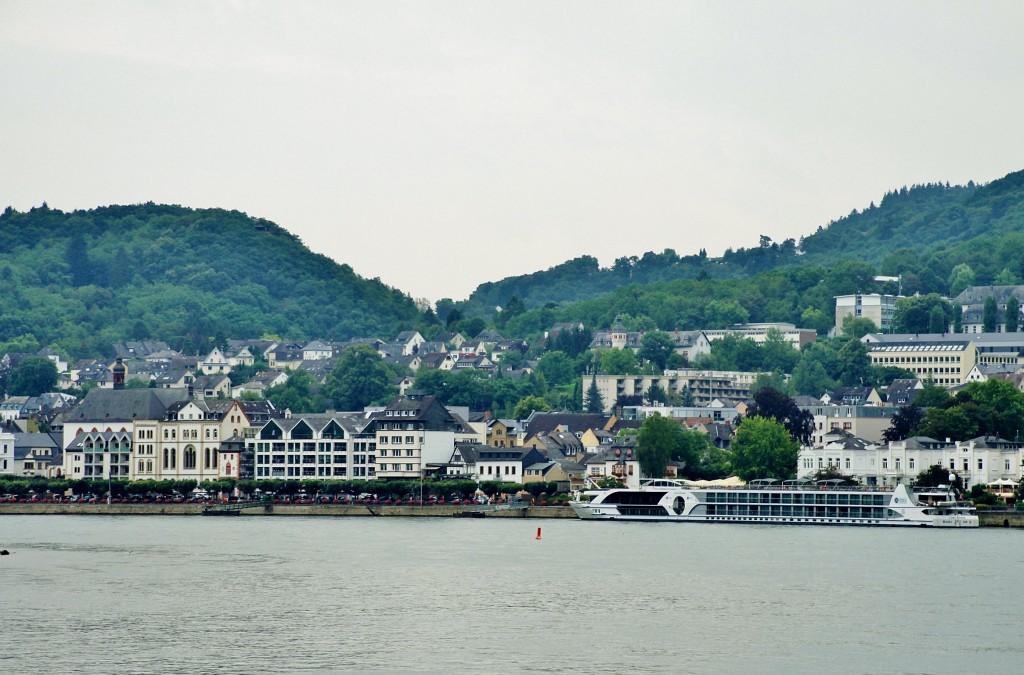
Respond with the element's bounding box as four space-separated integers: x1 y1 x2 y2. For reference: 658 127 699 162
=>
841 315 878 339
537 351 575 387
636 414 691 478
745 387 814 443
882 404 924 443
637 331 676 371
323 346 396 411
836 338 871 386
983 296 998 332
928 305 948 334
512 395 550 420
644 381 667 405
7 356 58 396
791 359 835 397
750 372 792 397
948 263 975 297
914 463 963 492
584 375 604 413
1006 295 1020 333
598 348 639 375
760 328 799 373
893 294 951 334
730 417 799 481
914 384 951 408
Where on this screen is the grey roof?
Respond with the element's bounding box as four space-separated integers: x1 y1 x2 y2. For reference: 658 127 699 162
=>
64 388 190 423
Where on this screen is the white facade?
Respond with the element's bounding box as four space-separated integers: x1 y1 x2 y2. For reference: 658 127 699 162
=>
835 294 900 333
593 369 764 412
799 436 1022 489
0 430 14 474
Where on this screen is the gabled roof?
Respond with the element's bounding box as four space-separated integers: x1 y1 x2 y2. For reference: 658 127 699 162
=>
64 388 190 423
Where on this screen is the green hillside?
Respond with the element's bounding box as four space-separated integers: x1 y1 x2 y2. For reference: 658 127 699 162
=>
467 170 1024 338
0 203 421 356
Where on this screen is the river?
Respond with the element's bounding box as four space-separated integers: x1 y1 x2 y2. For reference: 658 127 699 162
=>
1 515 1020 673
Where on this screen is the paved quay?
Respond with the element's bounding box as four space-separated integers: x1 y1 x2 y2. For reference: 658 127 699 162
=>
0 503 578 518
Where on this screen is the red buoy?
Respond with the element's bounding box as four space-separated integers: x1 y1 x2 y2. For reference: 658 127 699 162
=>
536 527 542 541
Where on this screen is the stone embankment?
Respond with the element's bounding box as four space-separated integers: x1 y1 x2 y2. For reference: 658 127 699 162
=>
0 503 578 518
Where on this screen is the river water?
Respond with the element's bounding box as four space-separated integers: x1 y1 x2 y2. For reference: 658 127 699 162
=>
1 515 1021 674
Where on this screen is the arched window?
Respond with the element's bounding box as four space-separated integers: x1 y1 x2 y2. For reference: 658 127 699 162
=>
184 447 197 470
138 460 144 472
225 462 232 475
204 448 211 469
163 448 170 469
146 460 153 472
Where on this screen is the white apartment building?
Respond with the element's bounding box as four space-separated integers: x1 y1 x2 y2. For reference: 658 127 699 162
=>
593 369 764 412
799 433 1022 489
250 413 373 480
835 294 900 334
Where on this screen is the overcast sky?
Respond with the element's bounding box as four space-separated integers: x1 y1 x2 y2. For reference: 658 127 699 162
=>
2 2 1023 303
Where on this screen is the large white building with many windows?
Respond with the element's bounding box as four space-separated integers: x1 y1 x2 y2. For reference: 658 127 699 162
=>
799 430 1022 490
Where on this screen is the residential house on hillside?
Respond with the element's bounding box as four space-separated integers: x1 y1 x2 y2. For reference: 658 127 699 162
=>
954 285 1024 334
38 347 69 374
419 352 456 371
435 332 466 350
419 341 447 354
228 338 277 361
491 340 528 361
112 341 171 360
198 347 231 375
225 345 256 367
452 354 494 373
884 379 924 406
394 331 425 356
522 411 616 443
298 340 332 361
590 316 642 350
298 359 336 383
268 343 305 370
191 374 232 400
154 367 195 390
821 387 882 407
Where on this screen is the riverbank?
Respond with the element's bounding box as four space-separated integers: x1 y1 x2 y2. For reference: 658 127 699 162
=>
0 502 578 518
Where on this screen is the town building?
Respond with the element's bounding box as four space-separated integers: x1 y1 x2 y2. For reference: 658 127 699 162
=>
591 369 764 412
834 293 901 333
954 285 1024 333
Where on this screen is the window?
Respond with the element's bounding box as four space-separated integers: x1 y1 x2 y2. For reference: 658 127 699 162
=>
845 458 851 470
909 458 915 470
882 458 888 469
184 447 197 470
978 458 984 470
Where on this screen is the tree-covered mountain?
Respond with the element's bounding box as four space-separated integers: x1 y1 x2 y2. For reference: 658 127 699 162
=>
458 169 1024 319
0 203 421 356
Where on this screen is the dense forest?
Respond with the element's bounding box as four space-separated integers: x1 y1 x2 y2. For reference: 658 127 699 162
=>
0 204 421 356
457 169 1024 325
2 168 1024 360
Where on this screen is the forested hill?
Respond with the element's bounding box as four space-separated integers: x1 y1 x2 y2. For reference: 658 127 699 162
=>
460 169 1024 317
0 203 421 356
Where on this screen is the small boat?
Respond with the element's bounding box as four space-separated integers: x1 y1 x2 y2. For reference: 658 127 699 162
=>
570 478 978 527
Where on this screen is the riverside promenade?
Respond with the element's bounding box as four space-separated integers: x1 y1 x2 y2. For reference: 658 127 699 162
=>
0 502 577 518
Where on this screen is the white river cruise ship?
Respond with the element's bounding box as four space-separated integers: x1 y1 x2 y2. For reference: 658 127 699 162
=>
571 479 978 527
